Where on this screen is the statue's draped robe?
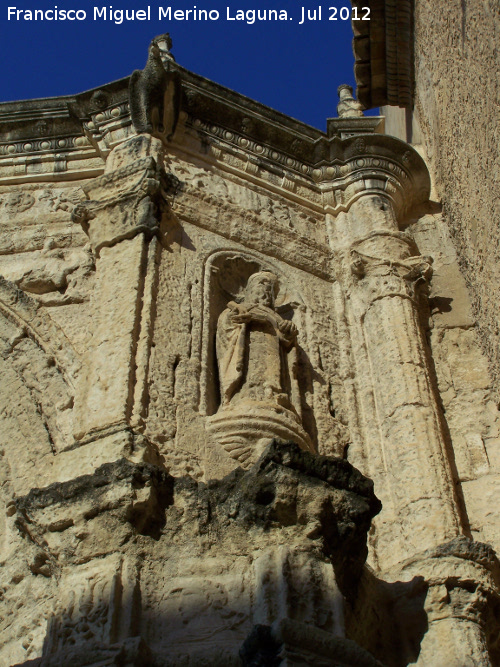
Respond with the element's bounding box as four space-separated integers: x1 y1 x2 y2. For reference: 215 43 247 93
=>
216 301 294 409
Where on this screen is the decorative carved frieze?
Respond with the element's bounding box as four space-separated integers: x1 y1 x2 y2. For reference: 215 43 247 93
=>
187 112 420 197
0 59 430 225
174 184 333 280
0 134 91 158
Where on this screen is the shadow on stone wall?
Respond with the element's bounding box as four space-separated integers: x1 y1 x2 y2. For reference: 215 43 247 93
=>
9 442 499 667
345 568 428 667
9 442 386 667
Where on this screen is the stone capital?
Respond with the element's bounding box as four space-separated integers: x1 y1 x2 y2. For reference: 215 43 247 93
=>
333 229 434 307
72 156 179 255
395 537 500 625
349 246 433 302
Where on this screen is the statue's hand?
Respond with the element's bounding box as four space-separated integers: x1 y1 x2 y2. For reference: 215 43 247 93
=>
278 319 297 338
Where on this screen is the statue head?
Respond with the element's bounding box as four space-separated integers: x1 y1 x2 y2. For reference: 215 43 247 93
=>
151 33 175 63
245 271 278 307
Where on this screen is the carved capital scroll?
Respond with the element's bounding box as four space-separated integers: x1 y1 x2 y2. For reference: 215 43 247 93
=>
72 156 179 255
350 247 433 302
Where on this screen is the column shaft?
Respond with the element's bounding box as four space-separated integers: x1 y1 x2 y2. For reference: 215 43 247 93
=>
332 194 462 567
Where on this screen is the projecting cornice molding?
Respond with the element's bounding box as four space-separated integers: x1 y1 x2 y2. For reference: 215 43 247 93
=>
0 59 427 217
351 0 413 109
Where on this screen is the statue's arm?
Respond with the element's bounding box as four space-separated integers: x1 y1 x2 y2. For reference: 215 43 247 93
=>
229 304 298 345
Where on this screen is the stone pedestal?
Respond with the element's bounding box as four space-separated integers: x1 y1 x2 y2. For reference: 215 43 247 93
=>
207 402 313 467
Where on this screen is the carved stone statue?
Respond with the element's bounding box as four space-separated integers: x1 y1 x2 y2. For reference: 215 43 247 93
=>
207 271 313 466
217 271 297 407
129 34 180 142
337 84 364 118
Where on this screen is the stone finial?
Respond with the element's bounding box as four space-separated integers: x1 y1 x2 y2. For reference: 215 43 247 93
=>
337 84 364 118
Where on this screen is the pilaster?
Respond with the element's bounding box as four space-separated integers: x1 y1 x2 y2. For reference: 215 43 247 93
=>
324 122 500 664
72 134 178 462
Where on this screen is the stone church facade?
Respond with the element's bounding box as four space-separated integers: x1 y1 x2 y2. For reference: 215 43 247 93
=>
0 6 499 666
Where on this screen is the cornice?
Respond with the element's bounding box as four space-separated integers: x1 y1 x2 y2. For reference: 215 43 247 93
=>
351 0 413 109
177 114 429 219
0 60 427 216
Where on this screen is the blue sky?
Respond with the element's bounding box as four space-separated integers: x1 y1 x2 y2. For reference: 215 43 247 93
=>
0 1 373 130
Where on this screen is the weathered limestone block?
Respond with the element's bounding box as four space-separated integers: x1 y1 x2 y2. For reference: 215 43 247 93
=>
8 461 170 666
389 537 500 667
5 442 381 666
73 155 176 256
74 235 149 436
410 0 500 405
15 459 172 561
0 280 82 504
240 620 384 667
405 208 500 560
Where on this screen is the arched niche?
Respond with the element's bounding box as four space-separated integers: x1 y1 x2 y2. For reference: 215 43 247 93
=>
198 250 309 421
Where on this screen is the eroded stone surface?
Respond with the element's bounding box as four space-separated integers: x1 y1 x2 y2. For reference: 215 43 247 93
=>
0 35 498 667
2 442 380 666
